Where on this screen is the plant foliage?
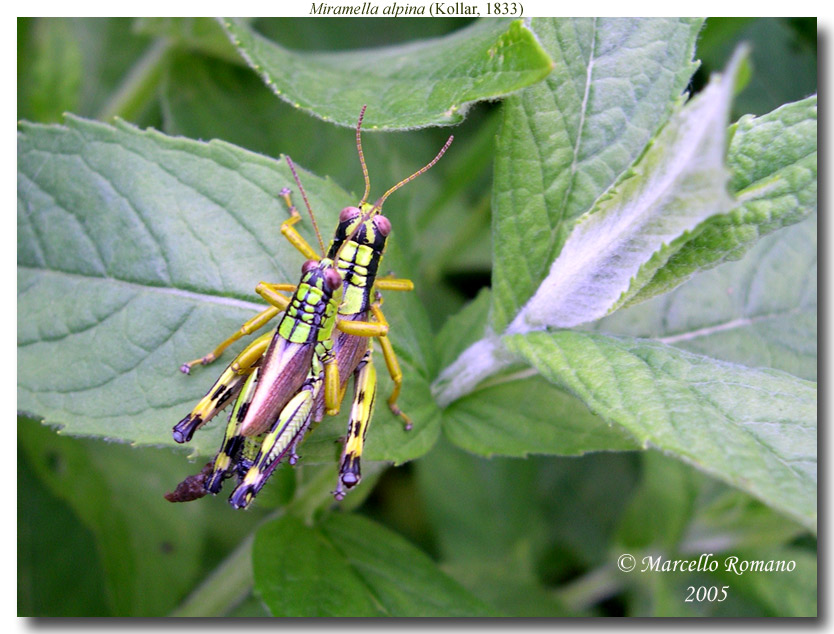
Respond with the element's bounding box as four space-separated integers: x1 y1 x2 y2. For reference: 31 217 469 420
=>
18 17 816 617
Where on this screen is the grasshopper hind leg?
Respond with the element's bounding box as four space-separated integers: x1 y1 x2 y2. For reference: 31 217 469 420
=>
203 365 263 493
229 365 323 509
172 333 271 443
334 348 377 501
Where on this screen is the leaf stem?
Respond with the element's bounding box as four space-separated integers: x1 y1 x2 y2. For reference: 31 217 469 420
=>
552 564 623 612
169 464 343 616
286 463 342 523
170 532 255 617
431 335 514 407
96 37 173 122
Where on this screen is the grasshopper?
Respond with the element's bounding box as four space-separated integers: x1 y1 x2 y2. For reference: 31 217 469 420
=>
167 108 452 506
283 110 452 500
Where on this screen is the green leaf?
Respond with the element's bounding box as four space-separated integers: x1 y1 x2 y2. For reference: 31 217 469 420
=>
159 46 475 265
17 115 439 467
518 47 741 329
443 374 639 457
595 213 817 380
505 331 816 531
220 18 554 129
18 436 112 616
436 288 638 458
18 418 262 616
433 41 741 405
490 17 703 331
253 514 494 616
134 17 244 64
626 95 817 306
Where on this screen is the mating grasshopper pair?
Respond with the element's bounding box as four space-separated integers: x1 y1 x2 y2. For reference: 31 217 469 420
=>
167 108 452 508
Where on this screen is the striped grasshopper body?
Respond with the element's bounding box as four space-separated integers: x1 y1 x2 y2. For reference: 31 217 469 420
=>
166 108 452 506
276 108 452 500
167 256 344 506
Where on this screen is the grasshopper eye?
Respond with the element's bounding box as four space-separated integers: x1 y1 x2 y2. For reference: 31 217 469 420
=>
372 215 391 237
323 267 343 291
339 206 361 222
301 259 318 274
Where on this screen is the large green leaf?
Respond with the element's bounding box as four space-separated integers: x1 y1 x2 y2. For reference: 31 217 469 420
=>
220 18 554 128
436 286 638 455
505 331 816 531
17 115 439 466
515 47 738 329
430 28 816 533
443 375 639 457
252 513 495 616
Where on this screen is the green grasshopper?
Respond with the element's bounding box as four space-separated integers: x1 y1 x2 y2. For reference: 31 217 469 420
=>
167 108 452 506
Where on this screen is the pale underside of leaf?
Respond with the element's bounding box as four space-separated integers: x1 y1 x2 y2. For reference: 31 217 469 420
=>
434 47 742 406
512 49 741 332
622 94 817 307
490 17 703 331
593 212 817 381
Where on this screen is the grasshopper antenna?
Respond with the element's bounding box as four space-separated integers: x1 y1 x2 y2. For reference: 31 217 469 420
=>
285 155 326 255
337 117 454 260
374 135 454 211
356 105 371 207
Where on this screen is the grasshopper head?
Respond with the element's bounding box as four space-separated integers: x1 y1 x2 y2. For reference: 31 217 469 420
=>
301 258 343 296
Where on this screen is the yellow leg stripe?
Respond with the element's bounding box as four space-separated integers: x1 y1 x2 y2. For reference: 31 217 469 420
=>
374 323 412 431
173 333 271 443
344 359 377 457
336 318 388 337
324 359 341 415
230 333 272 373
370 303 389 326
230 381 318 507
180 305 280 373
255 283 293 311
259 282 298 292
375 277 414 292
280 215 321 261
